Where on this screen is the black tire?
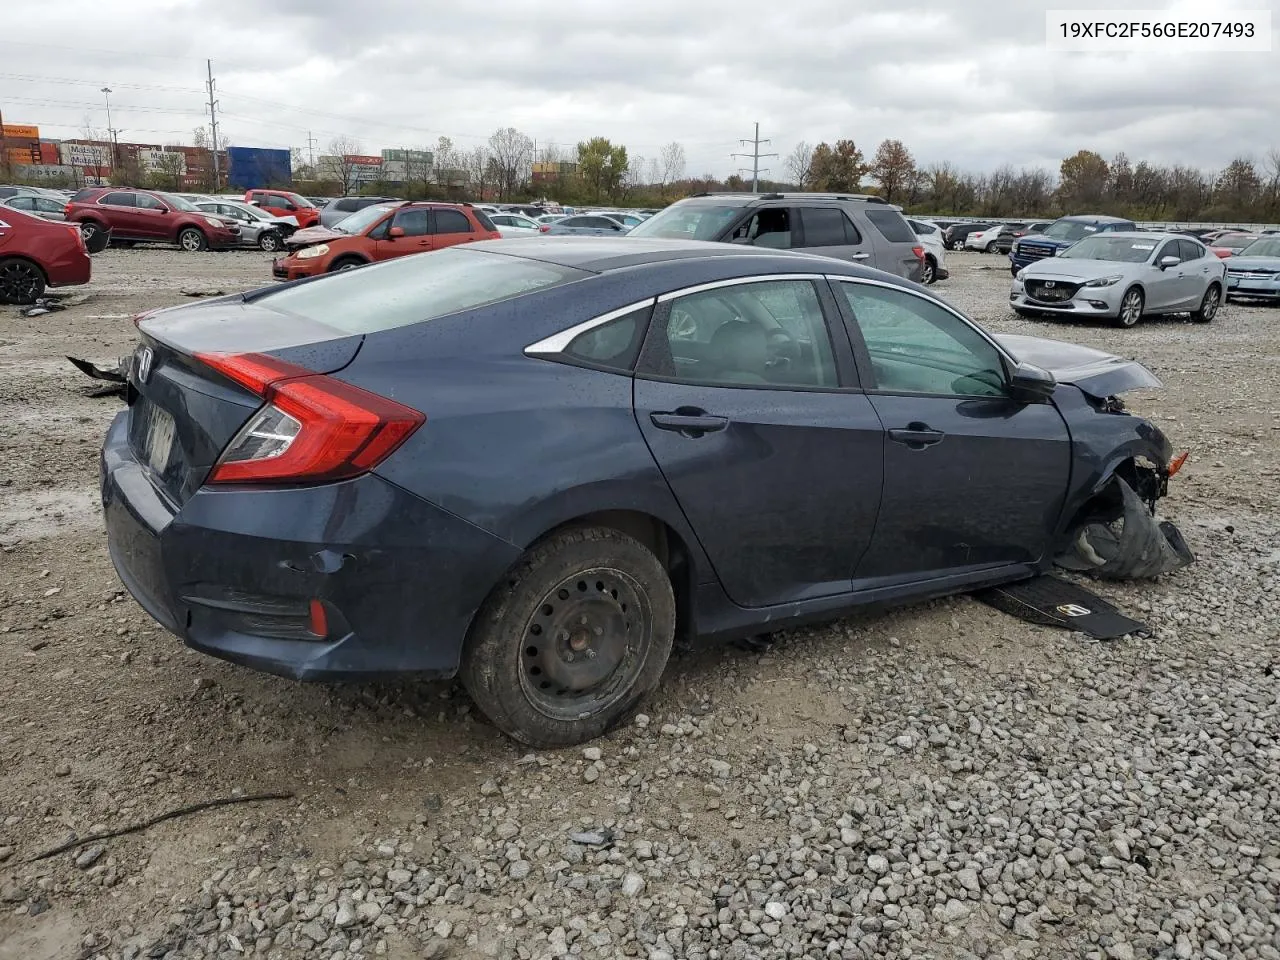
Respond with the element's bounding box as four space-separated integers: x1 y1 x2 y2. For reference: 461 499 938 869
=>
1113 287 1144 328
0 257 47 305
328 256 366 272
258 231 282 252
985 240 998 253
460 526 676 747
1010 265 1020 278
80 221 110 254
920 256 937 285
177 227 208 252
1191 283 1221 323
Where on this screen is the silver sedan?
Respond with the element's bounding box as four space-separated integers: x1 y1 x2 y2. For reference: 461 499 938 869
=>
1 194 68 221
1010 231 1224 328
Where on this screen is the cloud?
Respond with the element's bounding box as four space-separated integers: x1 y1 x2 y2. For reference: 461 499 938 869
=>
1 0 1275 177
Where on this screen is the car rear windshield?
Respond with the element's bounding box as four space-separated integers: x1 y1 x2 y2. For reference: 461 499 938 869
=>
863 208 916 243
1042 219 1101 242
627 204 745 240
258 247 589 334
1059 236 1158 262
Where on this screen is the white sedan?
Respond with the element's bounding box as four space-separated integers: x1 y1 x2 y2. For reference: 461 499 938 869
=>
964 223 1015 252
906 218 949 285
489 213 542 237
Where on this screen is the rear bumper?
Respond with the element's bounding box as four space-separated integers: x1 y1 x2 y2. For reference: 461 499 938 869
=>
101 411 522 681
47 247 92 287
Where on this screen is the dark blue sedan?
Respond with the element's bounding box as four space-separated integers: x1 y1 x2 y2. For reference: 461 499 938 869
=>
102 238 1190 745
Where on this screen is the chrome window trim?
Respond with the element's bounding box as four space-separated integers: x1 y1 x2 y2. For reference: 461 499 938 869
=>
524 297 657 357
826 274 1018 366
654 273 829 303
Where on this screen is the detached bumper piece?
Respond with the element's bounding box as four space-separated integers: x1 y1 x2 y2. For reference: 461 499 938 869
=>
1056 476 1195 580
975 576 1148 640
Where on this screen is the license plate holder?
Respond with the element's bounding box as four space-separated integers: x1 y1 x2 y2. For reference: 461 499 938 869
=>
144 406 176 475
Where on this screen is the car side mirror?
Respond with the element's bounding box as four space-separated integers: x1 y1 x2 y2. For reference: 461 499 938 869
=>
1159 256 1179 269
388 226 405 238
1008 361 1056 404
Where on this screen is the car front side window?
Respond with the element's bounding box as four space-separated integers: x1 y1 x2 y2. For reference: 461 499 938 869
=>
838 282 1007 398
644 280 839 389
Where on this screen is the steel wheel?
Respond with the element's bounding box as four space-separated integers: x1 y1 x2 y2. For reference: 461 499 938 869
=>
1116 288 1144 328
0 258 46 304
519 568 650 722
258 232 281 252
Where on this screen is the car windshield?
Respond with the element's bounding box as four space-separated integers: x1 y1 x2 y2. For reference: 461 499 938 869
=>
1239 238 1280 258
335 203 398 234
160 193 199 212
286 193 316 209
237 204 272 221
259 247 589 334
1215 234 1257 250
1059 236 1159 262
628 204 744 240
1041 220 1101 242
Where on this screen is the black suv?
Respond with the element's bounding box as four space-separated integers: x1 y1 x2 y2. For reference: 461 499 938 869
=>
627 192 925 282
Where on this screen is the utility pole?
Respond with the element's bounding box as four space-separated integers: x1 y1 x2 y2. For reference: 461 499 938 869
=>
731 122 777 193
205 59 221 190
0 103 10 182
100 87 119 178
306 130 317 171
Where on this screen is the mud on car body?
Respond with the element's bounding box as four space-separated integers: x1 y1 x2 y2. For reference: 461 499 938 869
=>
100 238 1193 747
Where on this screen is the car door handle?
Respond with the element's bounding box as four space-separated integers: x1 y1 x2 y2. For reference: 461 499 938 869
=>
650 412 729 436
888 425 945 449
850 252 870 260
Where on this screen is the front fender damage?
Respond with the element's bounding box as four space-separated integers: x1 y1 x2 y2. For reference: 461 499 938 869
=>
1055 473 1194 579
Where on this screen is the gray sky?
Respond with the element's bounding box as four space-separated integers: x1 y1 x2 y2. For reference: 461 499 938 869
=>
2 0 1276 178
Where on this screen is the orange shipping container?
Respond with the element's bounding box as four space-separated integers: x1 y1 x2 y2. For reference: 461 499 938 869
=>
2 124 40 140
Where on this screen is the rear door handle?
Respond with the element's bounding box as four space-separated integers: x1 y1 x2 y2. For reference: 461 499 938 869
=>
850 252 870 261
888 426 945 449
650 412 729 436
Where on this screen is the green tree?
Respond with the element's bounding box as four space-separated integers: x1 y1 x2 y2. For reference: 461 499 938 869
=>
576 137 628 201
809 139 869 192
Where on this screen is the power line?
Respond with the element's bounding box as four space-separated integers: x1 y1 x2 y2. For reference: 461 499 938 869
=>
731 122 777 193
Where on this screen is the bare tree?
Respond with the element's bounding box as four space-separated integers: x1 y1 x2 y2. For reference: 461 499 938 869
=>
150 150 186 191
326 136 365 195
464 145 493 199
434 136 459 192
488 127 534 199
658 142 686 193
403 149 434 199
784 141 814 189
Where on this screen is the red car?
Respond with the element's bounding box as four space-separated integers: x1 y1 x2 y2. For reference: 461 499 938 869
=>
0 206 91 304
65 187 241 252
1208 232 1259 259
271 201 500 281
245 189 321 228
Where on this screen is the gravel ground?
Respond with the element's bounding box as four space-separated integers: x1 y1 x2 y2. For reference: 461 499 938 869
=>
1 247 1278 960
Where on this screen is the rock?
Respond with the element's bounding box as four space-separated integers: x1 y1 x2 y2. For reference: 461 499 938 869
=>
54 761 71 777
434 920 453 939
509 860 532 880
867 854 890 875
75 845 104 869
583 766 600 783
356 902 382 923
583 746 602 762
708 759 731 779
1105 944 1135 960
939 899 970 923
621 873 645 897
634 714 651 728
334 901 356 927
386 868 412 887
764 901 788 921
956 868 981 893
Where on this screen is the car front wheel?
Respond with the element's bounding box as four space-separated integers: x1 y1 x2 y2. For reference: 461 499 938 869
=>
178 227 208 252
258 231 282 252
1192 283 1221 323
460 527 676 747
1114 287 1144 328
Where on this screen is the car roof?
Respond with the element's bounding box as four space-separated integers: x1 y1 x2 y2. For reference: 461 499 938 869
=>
1058 214 1133 223
1103 231 1189 241
469 236 909 281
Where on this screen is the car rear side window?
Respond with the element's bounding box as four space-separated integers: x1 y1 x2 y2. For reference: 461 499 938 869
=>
472 208 498 232
100 192 136 207
433 209 473 235
1177 239 1205 261
800 207 859 247
260 247 588 334
563 306 652 372
729 209 792 249
863 208 916 244
392 208 431 236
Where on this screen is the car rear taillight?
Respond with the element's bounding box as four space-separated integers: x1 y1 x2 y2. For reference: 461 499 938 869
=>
912 245 925 261
64 203 73 217
197 352 424 484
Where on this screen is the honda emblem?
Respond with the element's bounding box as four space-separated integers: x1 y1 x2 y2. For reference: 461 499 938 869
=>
135 346 154 384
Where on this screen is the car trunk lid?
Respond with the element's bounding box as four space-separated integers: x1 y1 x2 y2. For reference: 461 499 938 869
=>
129 297 363 505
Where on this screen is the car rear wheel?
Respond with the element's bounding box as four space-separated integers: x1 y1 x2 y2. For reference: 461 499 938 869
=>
0 258 47 305
920 256 936 285
80 221 110 254
985 240 998 253
1192 284 1221 323
460 526 676 747
258 231 282 252
178 227 208 252
1114 288 1144 328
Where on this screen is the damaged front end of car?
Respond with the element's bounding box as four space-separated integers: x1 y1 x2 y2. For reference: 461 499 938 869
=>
997 333 1197 581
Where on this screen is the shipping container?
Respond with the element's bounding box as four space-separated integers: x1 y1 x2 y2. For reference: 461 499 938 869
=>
2 124 40 140
226 146 291 189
